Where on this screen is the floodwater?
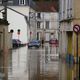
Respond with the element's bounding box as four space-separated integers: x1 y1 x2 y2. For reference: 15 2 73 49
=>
8 46 28 80
7 45 78 80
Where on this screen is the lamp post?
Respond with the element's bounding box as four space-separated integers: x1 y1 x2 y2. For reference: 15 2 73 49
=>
10 29 14 33
2 0 8 21
17 29 21 47
10 29 14 48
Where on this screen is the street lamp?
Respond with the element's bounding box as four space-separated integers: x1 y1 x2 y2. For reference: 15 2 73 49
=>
10 29 14 33
2 0 8 21
17 29 21 47
17 29 21 35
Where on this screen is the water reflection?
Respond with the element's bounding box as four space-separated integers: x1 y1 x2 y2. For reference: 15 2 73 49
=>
0 50 8 80
0 51 4 80
8 46 28 80
44 44 78 80
59 59 78 80
28 43 59 80
40 45 59 80
7 45 79 80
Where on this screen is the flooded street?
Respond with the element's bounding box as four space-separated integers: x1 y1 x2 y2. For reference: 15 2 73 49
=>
7 45 77 80
0 0 80 80
8 46 28 80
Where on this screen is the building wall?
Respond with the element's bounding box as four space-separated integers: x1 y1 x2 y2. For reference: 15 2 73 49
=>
73 0 80 19
0 25 8 50
0 5 29 43
7 32 12 49
0 23 9 80
59 0 80 62
29 8 37 41
59 0 73 21
36 12 59 41
59 0 73 60
72 0 80 58
0 0 30 43
0 0 28 6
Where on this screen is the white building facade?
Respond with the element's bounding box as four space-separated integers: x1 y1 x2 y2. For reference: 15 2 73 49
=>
0 0 30 43
35 12 59 75
36 12 59 42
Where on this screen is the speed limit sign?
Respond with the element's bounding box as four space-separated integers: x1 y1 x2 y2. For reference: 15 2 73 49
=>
73 24 80 34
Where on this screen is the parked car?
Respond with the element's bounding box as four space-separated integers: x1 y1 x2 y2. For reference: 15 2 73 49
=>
28 40 41 48
12 39 21 48
49 39 59 47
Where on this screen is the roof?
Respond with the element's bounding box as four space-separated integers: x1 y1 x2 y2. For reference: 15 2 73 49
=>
32 0 59 12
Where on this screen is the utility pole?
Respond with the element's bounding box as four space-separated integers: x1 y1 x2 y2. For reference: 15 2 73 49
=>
2 0 8 21
29 0 31 41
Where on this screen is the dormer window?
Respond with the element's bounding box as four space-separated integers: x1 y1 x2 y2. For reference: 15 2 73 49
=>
19 0 25 5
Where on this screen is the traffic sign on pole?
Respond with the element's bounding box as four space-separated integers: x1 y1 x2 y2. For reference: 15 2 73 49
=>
49 39 59 47
73 24 80 80
73 24 80 34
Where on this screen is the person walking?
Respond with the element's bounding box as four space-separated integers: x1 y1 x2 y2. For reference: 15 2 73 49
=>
41 39 44 48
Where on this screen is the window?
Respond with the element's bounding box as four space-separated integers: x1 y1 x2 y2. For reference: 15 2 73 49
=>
19 0 25 5
45 21 49 29
37 13 41 18
37 21 41 29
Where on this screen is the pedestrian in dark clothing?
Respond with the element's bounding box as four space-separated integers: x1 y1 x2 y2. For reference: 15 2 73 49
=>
42 39 44 48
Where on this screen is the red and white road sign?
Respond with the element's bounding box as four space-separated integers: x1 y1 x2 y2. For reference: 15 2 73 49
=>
73 24 80 33
49 39 59 47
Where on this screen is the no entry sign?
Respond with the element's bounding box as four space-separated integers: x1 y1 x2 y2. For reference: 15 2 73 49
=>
73 24 80 34
73 24 80 79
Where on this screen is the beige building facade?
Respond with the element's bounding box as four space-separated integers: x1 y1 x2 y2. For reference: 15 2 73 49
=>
0 19 9 80
59 0 80 62
59 0 80 79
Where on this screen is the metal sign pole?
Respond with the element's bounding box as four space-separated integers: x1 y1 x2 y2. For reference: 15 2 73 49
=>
76 33 79 80
73 24 80 80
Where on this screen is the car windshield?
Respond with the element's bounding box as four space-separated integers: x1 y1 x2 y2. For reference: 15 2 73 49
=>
31 41 38 43
30 40 39 43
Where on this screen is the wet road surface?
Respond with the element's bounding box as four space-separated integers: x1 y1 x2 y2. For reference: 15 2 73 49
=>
8 46 28 80
7 44 77 80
